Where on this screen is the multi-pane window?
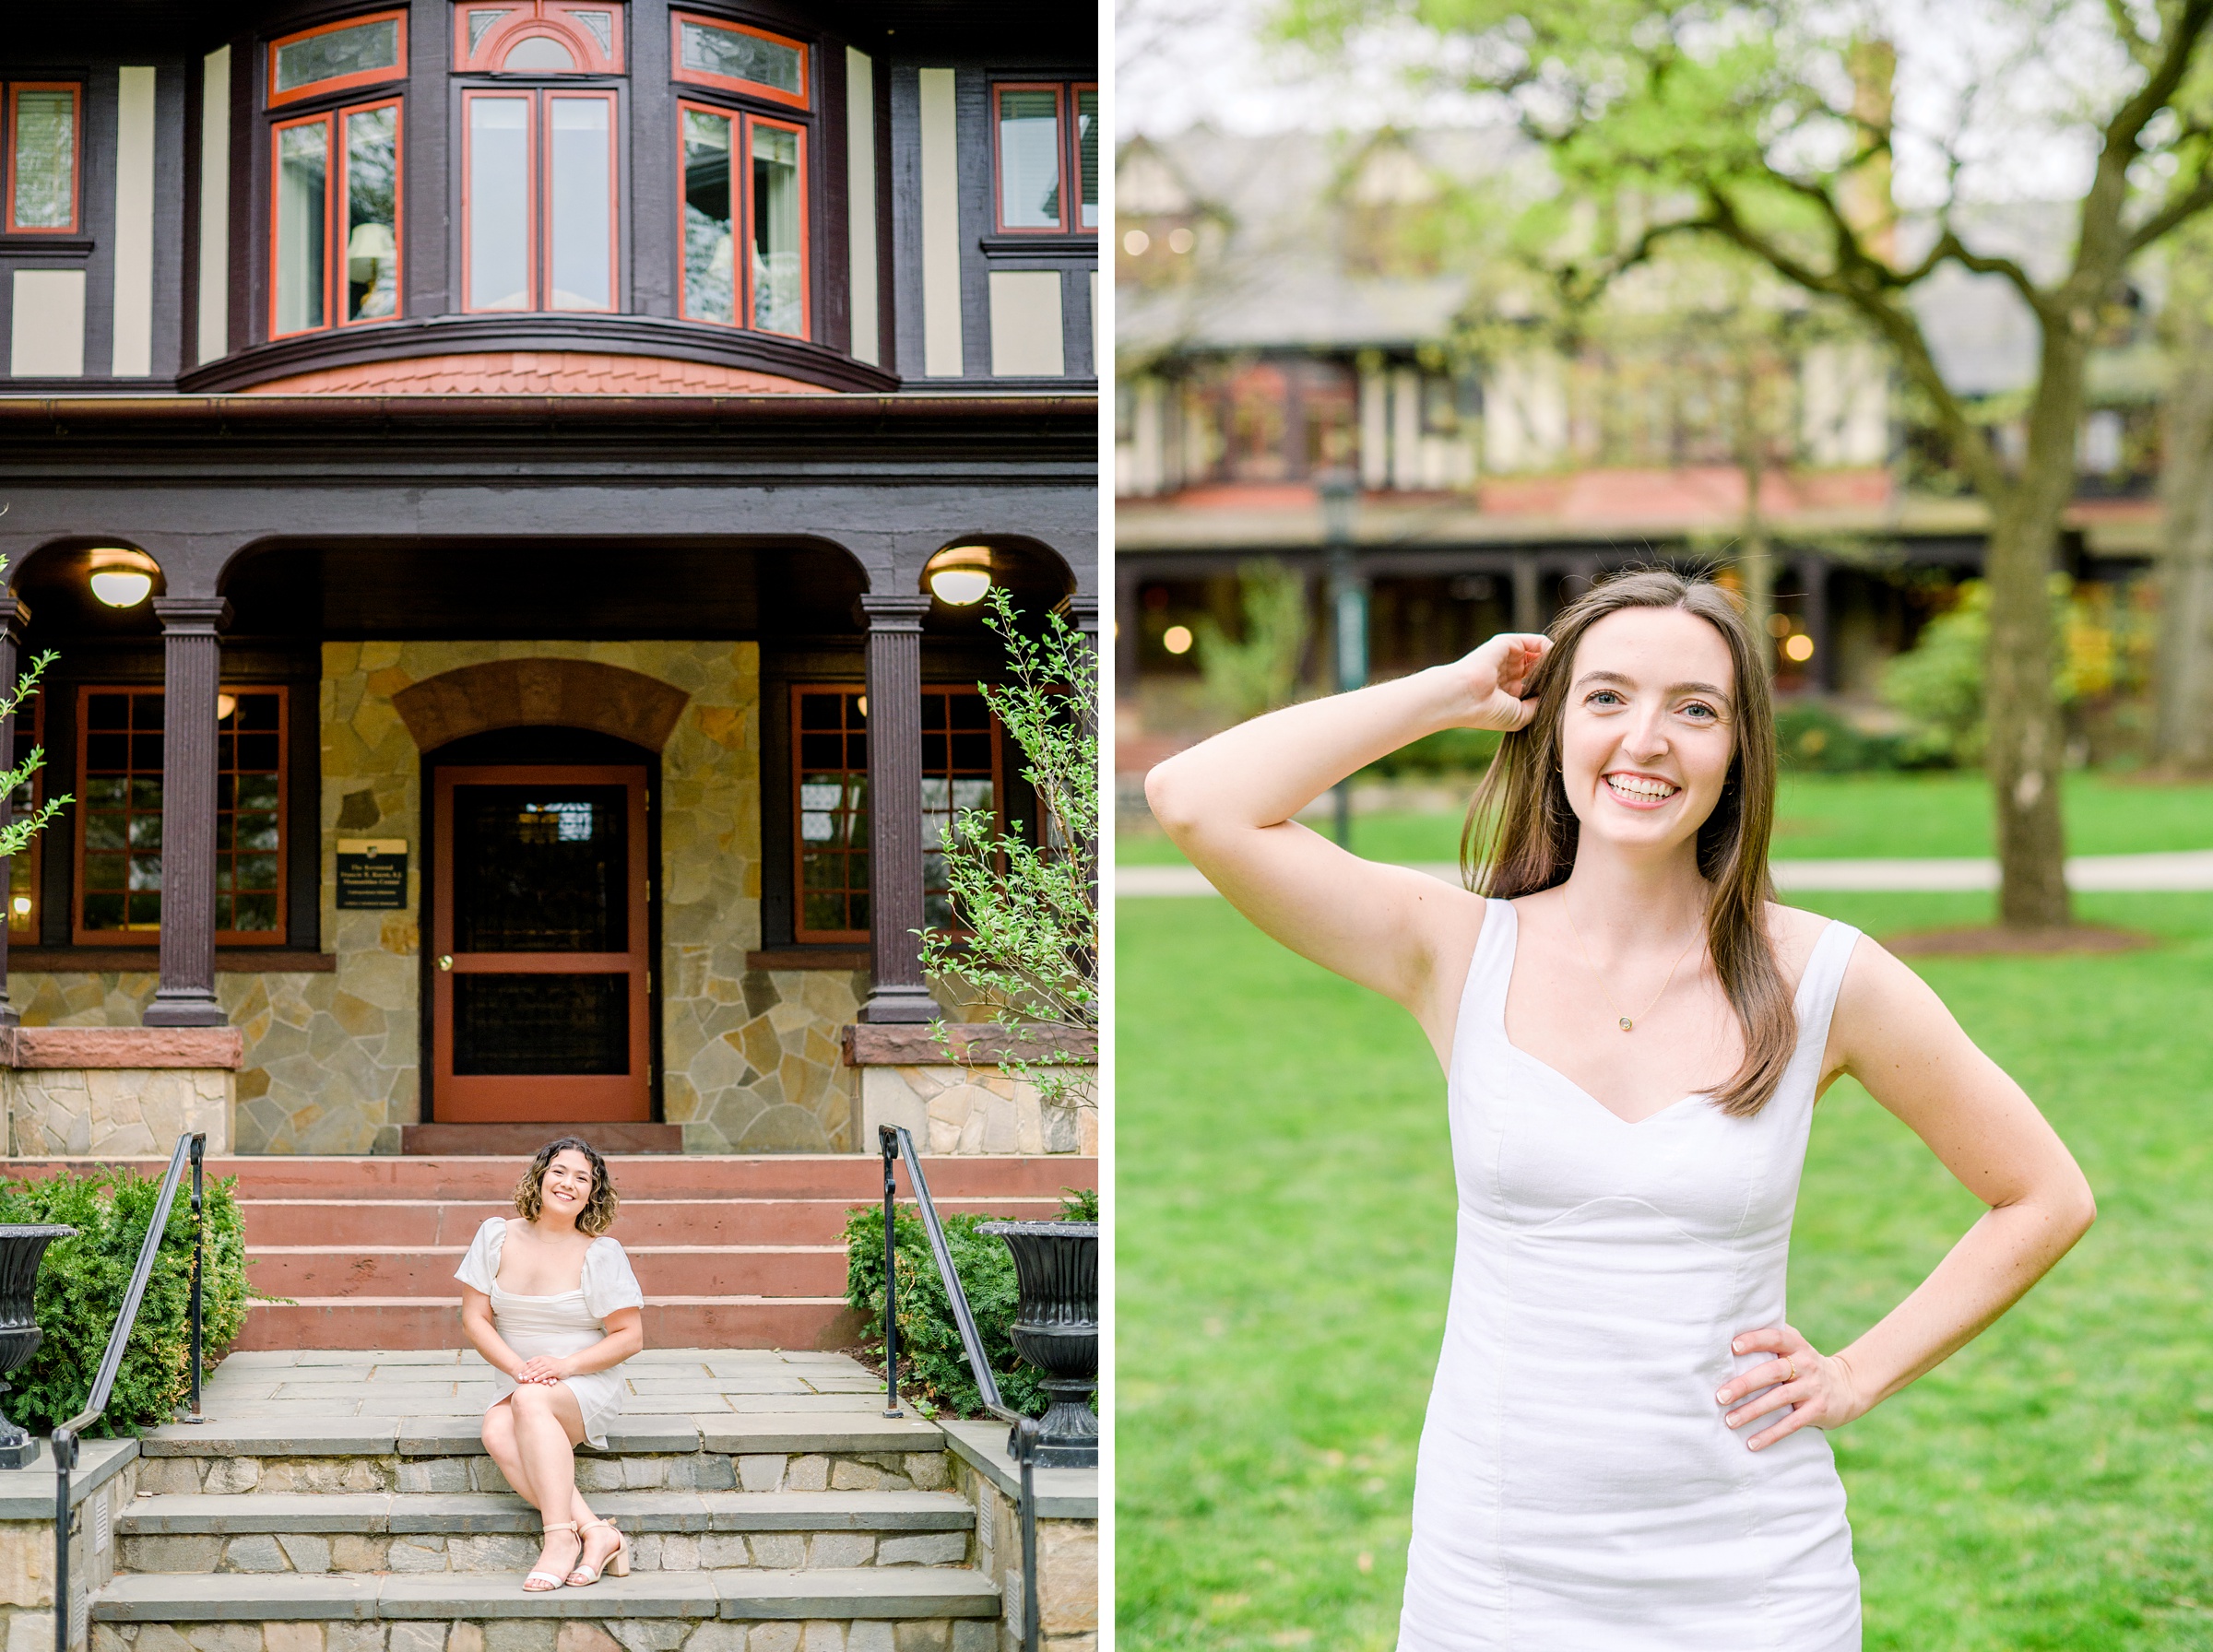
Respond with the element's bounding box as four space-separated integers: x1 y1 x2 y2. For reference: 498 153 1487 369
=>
464 89 618 313
455 4 626 73
271 100 401 336
4 82 80 234
266 12 408 108
75 687 285 945
672 13 808 108
791 688 1000 943
993 83 1096 234
679 102 807 336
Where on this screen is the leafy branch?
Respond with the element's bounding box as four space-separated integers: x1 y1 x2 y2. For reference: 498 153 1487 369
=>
916 587 1098 1116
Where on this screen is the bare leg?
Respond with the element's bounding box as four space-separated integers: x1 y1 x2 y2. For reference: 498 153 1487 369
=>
509 1386 589 1583
480 1399 538 1507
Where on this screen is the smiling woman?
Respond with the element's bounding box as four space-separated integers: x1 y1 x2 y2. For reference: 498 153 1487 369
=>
1143 566 2098 1651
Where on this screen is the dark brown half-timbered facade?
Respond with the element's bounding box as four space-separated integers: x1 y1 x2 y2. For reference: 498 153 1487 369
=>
0 0 1098 1155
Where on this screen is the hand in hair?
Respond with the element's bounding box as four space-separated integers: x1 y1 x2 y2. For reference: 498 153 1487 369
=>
1445 631 1551 732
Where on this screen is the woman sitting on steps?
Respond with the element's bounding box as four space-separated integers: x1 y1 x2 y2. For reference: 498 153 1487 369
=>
456 1136 646 1591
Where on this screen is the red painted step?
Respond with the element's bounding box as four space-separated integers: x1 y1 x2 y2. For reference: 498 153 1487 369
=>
27 1153 1095 1351
399 1122 687 1155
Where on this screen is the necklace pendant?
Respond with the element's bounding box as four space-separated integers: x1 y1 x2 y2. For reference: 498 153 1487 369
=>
1618 1016 1634 1032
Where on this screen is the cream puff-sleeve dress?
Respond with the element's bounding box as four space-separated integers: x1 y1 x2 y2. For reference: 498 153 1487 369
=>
455 1217 645 1450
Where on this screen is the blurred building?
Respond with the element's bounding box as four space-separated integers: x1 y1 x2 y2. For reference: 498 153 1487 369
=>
1115 125 2163 726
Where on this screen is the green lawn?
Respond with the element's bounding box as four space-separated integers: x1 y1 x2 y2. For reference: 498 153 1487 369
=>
1117 891 2213 1650
1118 772 2213 867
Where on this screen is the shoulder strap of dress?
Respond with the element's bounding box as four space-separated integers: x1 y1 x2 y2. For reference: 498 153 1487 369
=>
1448 898 1515 1069
1792 918 1863 1063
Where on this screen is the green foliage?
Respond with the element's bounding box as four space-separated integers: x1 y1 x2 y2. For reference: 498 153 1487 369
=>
1361 726 1502 780
1194 560 1312 724
0 556 66 862
1059 1186 1100 1221
844 1204 1051 1421
918 588 1097 1113
0 1165 259 1436
1773 702 1908 773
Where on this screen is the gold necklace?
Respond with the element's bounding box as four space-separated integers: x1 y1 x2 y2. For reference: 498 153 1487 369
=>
1560 895 1706 1032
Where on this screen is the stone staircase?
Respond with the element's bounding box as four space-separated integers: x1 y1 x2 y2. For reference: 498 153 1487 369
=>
212 1153 1092 1351
89 1348 1008 1652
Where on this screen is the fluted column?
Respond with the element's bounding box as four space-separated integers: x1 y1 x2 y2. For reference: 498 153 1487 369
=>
858 593 934 1023
0 596 30 1028
147 596 231 1028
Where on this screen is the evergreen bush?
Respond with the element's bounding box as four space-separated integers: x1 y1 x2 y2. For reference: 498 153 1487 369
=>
844 1186 1095 1420
0 1164 257 1436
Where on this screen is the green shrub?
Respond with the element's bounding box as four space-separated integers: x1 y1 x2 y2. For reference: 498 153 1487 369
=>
845 1187 1097 1420
0 1165 258 1437
1361 726 1503 780
1772 702 1909 773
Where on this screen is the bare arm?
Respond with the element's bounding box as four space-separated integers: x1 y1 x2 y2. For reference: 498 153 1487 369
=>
459 1285 527 1378
1719 937 2096 1447
1144 635 1547 1047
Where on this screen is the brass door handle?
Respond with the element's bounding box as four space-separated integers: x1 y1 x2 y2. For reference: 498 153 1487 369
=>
438 955 454 971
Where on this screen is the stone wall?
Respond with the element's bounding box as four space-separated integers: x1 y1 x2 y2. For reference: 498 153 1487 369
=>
941 1444 1095 1652
0 1445 138 1652
8 641 879 1155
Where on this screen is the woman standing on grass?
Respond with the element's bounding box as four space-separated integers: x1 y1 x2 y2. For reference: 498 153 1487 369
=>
456 1136 645 1593
1146 567 2095 1649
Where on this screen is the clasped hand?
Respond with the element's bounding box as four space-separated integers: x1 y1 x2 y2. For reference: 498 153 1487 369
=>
1715 1323 1868 1451
513 1356 571 1386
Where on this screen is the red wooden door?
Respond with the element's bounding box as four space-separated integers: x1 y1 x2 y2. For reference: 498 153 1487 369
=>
431 764 650 1122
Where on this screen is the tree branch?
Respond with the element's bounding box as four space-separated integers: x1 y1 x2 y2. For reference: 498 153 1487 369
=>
2128 166 2213 254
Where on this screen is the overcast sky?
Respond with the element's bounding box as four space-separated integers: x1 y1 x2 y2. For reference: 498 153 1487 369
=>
1118 0 2116 208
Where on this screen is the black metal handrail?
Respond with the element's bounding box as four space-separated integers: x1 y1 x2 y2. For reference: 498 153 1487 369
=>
879 1124 1044 1652
53 1131 205 1652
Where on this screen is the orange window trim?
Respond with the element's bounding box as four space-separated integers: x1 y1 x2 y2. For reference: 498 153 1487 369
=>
548 88 621 315
266 9 409 109
5 82 83 235
674 99 738 329
991 82 1067 236
456 2 627 74
337 97 405 329
267 110 336 342
744 112 809 339
72 685 291 949
459 88 538 315
670 11 811 111
788 685 1005 946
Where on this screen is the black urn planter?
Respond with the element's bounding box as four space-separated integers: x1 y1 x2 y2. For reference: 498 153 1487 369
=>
0 1224 74 1469
979 1219 1097 1469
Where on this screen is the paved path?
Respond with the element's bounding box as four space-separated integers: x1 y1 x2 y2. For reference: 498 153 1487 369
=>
1118 849 2213 898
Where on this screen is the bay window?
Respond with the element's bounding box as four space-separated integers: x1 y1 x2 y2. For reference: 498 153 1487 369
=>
272 100 401 336
4 82 80 234
672 13 813 341
679 102 808 336
465 89 617 313
267 11 407 108
993 82 1097 234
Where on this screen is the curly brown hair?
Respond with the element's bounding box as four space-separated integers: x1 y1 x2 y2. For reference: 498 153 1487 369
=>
513 1137 620 1237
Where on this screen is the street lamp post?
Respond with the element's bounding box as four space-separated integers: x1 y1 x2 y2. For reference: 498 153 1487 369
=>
1319 473 1365 849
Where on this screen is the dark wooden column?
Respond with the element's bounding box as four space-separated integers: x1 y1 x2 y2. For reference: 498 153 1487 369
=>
147 596 231 1028
0 597 30 1028
858 593 935 1024
1511 555 1542 634
1793 553 1834 691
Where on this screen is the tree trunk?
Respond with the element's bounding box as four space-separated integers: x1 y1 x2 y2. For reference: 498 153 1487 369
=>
1984 337 2085 930
1738 523 1775 675
2155 297 2213 771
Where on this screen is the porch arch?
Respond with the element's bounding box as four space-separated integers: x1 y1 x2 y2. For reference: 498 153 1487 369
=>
391 658 692 753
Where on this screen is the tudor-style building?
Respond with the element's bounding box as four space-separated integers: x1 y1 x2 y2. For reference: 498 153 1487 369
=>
0 0 1099 1157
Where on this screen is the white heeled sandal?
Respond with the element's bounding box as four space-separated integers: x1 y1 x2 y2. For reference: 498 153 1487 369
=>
524 1521 581 1592
566 1516 631 1586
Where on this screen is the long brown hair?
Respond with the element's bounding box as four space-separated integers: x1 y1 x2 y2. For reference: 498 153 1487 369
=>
1460 566 1792 1116
514 1136 621 1237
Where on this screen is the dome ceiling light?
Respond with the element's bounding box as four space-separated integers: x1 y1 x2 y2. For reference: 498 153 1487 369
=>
925 544 993 607
86 547 159 609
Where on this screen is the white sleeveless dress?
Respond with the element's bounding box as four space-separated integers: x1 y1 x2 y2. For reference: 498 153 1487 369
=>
454 1218 645 1449
1399 898 1863 1650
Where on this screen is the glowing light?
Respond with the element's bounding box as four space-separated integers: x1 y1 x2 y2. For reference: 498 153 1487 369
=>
1163 624 1194 655
1123 229 1151 256
10 897 29 917
924 545 993 607
1766 612 1793 638
217 694 239 722
1781 632 1816 663
1167 227 1195 254
89 571 153 608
